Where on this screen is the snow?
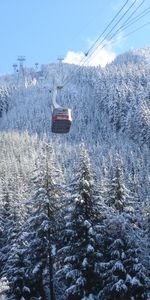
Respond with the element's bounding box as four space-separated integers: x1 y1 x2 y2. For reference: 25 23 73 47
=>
131 277 141 287
66 269 80 280
112 279 128 293
84 220 91 228
82 179 90 188
0 47 150 300
32 262 42 274
112 261 125 272
0 277 9 298
44 196 49 203
37 187 46 193
64 255 77 263
66 284 78 296
88 227 95 235
87 244 94 253
76 276 85 286
81 295 95 300
23 286 30 293
82 258 89 268
66 221 72 227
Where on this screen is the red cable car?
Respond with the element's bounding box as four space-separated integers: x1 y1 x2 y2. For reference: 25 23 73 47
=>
51 107 72 133
50 61 72 134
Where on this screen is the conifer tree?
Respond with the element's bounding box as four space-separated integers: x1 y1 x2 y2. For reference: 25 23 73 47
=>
20 142 63 299
0 188 29 299
56 144 105 299
97 214 149 300
0 188 22 278
106 154 134 214
6 239 30 300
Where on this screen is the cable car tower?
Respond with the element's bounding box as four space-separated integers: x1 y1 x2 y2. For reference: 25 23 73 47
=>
12 63 18 73
17 56 26 86
18 56 26 70
35 62 39 71
51 58 72 134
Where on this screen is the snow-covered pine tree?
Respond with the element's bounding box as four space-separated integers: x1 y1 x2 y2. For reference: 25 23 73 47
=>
0 187 22 278
0 187 29 300
0 86 10 118
19 141 64 300
97 214 150 300
56 144 105 299
106 153 134 214
141 199 150 277
5 239 30 300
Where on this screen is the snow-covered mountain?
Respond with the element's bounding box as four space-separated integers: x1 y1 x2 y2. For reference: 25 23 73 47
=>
0 46 149 184
0 47 150 299
0 48 150 146
113 47 150 65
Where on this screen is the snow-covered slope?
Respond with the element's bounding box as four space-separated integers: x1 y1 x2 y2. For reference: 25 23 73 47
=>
0 48 150 148
0 47 149 187
0 48 150 300
112 47 150 65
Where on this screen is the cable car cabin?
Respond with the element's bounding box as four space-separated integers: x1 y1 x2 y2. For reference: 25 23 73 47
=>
51 108 72 133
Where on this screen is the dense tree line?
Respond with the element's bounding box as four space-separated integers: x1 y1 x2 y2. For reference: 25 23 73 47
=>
0 47 150 298
0 137 149 299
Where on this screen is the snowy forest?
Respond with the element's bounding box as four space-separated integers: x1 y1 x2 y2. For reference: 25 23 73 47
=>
0 47 150 300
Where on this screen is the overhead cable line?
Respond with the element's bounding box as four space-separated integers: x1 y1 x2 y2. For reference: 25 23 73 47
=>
105 3 150 43
88 4 150 60
77 0 142 68
85 8 150 66
124 20 150 38
62 0 132 86
65 0 130 73
63 0 148 87
120 6 150 29
86 0 138 57
84 0 130 57
88 19 150 64
80 0 149 69
63 0 139 87
121 0 145 26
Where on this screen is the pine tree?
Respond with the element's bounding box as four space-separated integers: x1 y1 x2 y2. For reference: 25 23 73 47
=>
106 154 134 214
56 144 105 299
6 239 30 300
0 189 22 278
97 214 149 300
0 191 30 299
20 142 63 299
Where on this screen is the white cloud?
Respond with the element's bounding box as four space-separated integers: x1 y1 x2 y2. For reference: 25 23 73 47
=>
86 46 116 67
63 26 128 68
63 51 85 65
63 46 116 67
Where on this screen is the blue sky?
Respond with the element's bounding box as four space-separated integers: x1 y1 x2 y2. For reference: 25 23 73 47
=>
0 0 150 74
